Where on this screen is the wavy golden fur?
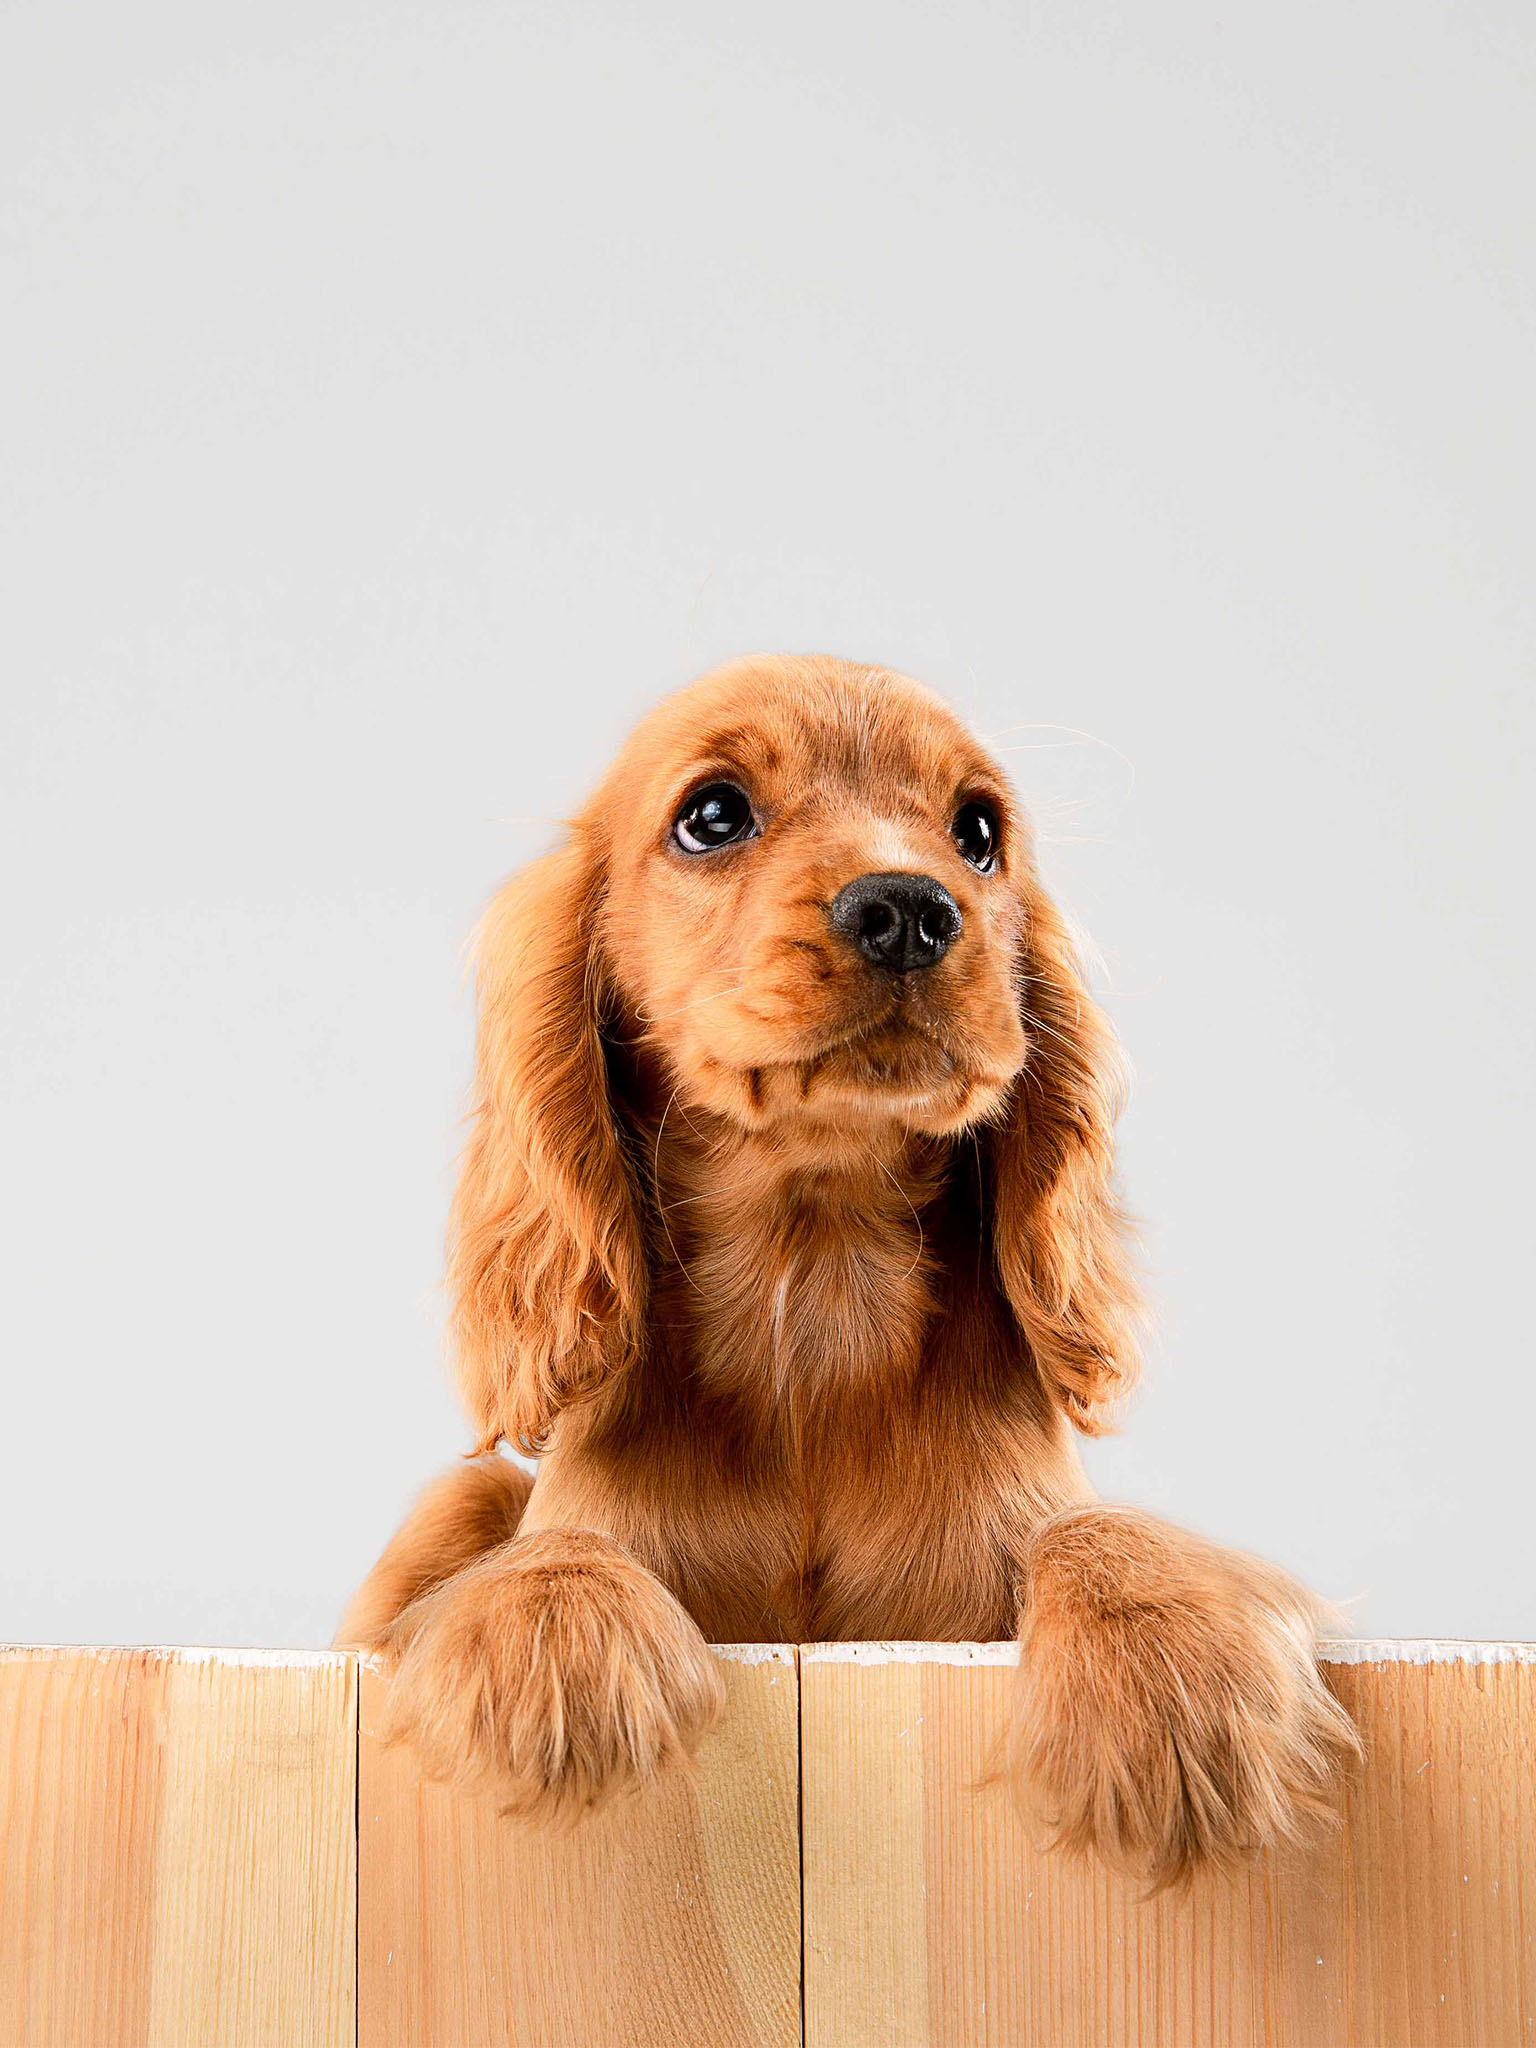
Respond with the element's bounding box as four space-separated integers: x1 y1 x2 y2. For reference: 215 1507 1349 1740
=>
340 654 1357 1888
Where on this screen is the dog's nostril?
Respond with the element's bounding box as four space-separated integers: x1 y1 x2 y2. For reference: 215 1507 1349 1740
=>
829 872 963 974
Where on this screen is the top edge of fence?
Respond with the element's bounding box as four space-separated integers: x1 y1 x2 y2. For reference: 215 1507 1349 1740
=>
1319 1638 1536 1666
0 1644 350 1667
6 1637 1534 1670
800 1641 1019 1666
797 1637 1536 1667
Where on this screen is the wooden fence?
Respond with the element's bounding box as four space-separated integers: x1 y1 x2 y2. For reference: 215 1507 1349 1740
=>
2 1640 1531 2046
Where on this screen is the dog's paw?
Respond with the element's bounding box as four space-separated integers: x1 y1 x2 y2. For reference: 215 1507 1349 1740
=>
378 1527 725 1821
1004 1506 1361 1889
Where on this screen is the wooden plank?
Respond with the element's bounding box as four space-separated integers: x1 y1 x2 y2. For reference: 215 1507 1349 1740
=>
358 1643 800 2048
801 1639 1536 2048
0 1645 357 2048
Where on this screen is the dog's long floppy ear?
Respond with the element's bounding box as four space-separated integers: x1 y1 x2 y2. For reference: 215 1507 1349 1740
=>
986 880 1143 1435
448 828 645 1454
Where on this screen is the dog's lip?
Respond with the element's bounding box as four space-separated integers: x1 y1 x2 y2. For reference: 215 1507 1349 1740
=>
718 983 1022 1099
751 1011 990 1094
756 1000 926 1071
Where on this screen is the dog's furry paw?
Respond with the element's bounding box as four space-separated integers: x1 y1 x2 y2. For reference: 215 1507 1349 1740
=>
378 1527 725 1821
1004 1505 1361 1890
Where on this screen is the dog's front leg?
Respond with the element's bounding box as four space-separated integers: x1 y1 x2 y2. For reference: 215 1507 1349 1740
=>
374 1526 724 1820
1003 1505 1360 1888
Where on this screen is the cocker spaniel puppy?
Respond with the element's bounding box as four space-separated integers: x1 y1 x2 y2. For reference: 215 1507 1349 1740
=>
341 653 1357 1887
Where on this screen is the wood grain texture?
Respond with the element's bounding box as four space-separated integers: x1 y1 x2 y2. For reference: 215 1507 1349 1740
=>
358 1644 800 2048
0 1645 356 2048
4 1636 1530 2044
801 1640 1536 2048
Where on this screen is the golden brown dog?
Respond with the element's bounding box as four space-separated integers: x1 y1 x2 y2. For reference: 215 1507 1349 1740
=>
340 653 1358 1887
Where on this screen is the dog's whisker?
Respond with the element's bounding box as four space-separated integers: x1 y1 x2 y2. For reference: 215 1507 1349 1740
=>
872 1148 927 1287
979 719 1139 780
986 740 1095 754
633 981 751 1026
654 1187 723 1215
652 1090 706 1296
1025 1013 1090 1061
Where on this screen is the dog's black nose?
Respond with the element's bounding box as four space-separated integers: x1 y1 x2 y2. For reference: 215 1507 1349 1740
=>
829 872 963 973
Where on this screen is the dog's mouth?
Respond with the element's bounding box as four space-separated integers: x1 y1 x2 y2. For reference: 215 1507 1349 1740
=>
803 1013 955 1090
763 999 1013 1124
673 964 1027 1135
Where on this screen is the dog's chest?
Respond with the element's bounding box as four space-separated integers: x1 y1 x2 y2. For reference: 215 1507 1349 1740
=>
679 1181 939 1415
785 1404 1049 1640
625 1190 1080 1640
648 1374 1046 1642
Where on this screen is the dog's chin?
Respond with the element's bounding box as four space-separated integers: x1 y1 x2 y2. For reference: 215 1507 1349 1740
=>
707 1019 1020 1140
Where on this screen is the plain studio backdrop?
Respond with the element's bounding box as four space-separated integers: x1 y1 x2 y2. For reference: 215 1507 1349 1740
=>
3 1 1532 1647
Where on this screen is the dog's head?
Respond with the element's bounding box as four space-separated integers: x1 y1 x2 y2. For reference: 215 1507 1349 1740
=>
597 656 1030 1142
453 655 1139 1449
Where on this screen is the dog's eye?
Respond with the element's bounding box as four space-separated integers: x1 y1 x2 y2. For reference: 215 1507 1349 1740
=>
951 799 1000 873
673 782 758 854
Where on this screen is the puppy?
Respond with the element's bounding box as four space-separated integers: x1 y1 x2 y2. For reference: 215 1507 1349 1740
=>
340 653 1358 1887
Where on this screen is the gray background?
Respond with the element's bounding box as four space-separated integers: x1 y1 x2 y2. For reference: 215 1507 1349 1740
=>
3 0 1532 1647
